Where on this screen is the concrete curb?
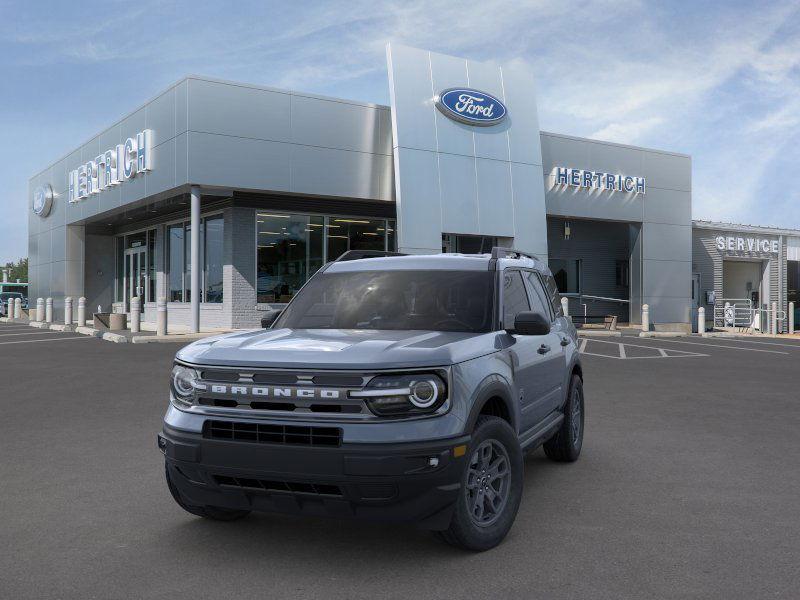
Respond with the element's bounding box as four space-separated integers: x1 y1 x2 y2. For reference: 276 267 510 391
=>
131 332 225 344
75 326 102 338
102 332 128 343
578 330 622 337
29 321 50 329
639 332 686 338
49 324 76 332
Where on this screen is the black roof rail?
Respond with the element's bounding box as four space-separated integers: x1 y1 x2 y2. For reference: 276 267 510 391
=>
490 247 536 261
334 250 407 262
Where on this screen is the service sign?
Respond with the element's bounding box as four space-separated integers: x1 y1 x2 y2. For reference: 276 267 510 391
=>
435 88 507 126
68 129 152 203
555 167 646 195
715 236 779 254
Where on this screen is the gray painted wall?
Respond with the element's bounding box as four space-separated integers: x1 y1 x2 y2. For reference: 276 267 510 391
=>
541 132 692 325
28 77 394 319
386 44 548 258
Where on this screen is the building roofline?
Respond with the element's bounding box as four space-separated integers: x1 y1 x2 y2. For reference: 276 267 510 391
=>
539 130 691 159
692 219 800 237
29 75 390 182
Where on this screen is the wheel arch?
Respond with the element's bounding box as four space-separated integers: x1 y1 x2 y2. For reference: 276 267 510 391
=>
464 376 517 434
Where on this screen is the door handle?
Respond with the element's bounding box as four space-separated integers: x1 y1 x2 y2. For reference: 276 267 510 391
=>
538 344 551 355
560 337 570 347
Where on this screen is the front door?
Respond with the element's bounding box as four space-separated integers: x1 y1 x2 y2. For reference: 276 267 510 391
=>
123 247 147 313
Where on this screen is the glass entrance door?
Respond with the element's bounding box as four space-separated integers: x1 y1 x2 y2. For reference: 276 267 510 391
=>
124 247 147 313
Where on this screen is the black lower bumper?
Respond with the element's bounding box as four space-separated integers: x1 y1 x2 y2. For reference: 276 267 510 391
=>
159 424 470 530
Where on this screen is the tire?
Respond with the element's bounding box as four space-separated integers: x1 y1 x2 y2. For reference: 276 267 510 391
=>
165 463 251 521
543 374 584 462
436 415 523 551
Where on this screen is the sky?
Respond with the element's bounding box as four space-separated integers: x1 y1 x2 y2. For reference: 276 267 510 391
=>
1 0 798 263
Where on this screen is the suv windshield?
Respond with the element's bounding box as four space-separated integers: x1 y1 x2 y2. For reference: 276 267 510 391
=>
274 270 495 333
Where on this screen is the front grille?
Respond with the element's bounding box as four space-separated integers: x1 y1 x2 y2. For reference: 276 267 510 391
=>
204 420 342 447
213 475 343 497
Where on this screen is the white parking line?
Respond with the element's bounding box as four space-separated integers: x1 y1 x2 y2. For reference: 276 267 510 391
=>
635 337 789 355
0 336 91 346
579 338 707 360
0 330 65 337
701 337 800 349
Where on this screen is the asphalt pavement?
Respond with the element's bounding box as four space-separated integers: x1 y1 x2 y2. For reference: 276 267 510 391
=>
1 324 799 599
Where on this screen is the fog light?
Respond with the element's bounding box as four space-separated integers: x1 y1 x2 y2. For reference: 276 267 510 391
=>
428 457 439 468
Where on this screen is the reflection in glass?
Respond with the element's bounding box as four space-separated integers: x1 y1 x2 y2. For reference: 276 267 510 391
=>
168 225 184 302
257 214 323 303
204 215 224 303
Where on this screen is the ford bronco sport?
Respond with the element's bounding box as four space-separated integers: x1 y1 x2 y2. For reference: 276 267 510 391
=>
159 248 584 551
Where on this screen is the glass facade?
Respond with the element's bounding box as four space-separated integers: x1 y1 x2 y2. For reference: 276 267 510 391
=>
257 213 395 303
115 229 156 305
167 214 224 303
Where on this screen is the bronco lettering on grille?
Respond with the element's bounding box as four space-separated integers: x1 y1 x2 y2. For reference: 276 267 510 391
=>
208 385 341 400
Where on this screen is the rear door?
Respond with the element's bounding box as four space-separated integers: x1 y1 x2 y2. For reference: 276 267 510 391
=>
524 271 569 416
501 270 559 432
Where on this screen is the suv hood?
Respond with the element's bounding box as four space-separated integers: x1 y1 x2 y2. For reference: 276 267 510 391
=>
176 328 500 370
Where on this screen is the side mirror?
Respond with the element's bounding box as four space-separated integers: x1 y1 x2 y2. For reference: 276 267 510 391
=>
260 309 283 329
508 311 551 336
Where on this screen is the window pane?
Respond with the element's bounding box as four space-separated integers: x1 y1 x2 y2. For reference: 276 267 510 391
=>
543 273 564 317
502 271 531 327
115 236 124 303
148 229 156 303
204 216 224 303
256 214 322 303
326 217 386 260
275 270 495 332
549 259 580 294
168 225 183 302
184 223 204 303
522 272 551 319
387 220 396 251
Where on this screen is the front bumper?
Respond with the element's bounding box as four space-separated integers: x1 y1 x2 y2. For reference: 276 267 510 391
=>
159 423 470 530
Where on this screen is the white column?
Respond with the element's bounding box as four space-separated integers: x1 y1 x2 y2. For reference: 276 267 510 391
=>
771 301 778 335
641 304 650 332
560 296 569 317
36 298 44 322
45 297 53 323
14 297 21 319
77 297 86 328
190 186 201 333
790 301 795 333
698 306 705 335
64 297 72 325
157 296 167 336
130 297 141 333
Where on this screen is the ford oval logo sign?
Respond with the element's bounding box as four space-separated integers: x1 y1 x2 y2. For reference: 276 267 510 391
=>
435 88 507 126
32 184 54 217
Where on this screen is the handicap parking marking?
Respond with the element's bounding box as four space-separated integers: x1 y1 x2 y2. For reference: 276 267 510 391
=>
635 337 790 355
579 337 708 360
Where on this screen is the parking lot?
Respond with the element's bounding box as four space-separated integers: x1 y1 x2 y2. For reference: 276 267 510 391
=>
1 323 799 599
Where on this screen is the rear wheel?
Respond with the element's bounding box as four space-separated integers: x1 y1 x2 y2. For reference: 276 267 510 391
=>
436 415 523 551
543 374 584 462
165 464 251 521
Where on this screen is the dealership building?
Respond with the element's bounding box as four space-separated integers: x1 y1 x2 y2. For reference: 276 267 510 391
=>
26 44 796 333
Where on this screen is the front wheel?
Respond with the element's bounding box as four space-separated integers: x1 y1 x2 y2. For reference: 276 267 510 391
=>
543 374 584 462
436 415 523 551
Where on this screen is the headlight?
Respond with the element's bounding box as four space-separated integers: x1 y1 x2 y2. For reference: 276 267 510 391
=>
171 364 199 407
351 373 447 417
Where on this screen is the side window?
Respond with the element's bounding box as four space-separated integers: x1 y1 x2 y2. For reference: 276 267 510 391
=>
502 271 531 328
522 271 553 321
543 273 564 318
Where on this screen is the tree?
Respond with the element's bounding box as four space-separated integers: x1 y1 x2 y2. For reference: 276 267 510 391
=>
2 257 27 282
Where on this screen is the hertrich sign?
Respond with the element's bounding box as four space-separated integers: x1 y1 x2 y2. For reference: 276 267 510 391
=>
435 88 507 126
555 167 646 195
68 129 152 202
716 236 779 254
